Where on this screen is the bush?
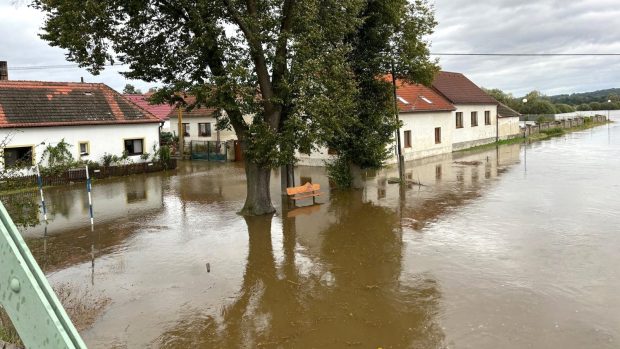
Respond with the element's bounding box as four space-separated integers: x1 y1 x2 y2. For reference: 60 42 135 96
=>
325 156 353 189
541 128 565 136
160 132 174 145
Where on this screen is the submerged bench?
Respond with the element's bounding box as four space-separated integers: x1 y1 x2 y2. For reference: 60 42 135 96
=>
286 182 322 200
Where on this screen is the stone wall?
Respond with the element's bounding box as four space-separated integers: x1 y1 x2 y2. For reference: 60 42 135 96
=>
522 115 607 137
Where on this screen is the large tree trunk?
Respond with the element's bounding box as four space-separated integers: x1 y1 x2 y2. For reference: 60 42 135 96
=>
241 159 276 216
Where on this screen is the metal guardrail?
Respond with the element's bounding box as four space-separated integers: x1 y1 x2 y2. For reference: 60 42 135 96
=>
0 201 87 348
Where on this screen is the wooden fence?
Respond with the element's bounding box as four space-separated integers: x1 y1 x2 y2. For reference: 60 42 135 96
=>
1 159 177 190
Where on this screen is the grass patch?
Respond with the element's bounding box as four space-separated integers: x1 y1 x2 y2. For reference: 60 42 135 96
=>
540 127 565 136
457 120 610 154
0 283 111 348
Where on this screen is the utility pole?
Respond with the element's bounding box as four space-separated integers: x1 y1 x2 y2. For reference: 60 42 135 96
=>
391 62 405 181
177 107 184 158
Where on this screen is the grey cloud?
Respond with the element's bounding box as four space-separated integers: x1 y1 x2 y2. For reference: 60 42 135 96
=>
430 0 620 95
1 1 619 96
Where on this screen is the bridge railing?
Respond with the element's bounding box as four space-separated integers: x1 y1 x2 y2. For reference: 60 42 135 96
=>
0 201 87 349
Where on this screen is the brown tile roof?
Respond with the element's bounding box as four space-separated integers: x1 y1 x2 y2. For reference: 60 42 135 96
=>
123 94 174 121
432 71 498 105
395 80 455 113
0 81 161 128
165 96 217 119
498 103 521 118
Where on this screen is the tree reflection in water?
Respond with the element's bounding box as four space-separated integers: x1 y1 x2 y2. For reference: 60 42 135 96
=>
158 191 444 348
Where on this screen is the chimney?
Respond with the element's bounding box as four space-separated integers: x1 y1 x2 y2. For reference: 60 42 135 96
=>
0 61 7 80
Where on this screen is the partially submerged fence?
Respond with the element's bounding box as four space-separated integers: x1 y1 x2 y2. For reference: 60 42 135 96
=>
1 159 177 190
522 115 607 137
190 141 227 161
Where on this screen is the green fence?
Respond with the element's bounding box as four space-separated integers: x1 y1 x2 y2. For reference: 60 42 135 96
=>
190 141 227 161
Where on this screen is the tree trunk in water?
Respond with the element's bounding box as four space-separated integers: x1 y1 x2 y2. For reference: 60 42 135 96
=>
241 160 276 216
349 162 365 189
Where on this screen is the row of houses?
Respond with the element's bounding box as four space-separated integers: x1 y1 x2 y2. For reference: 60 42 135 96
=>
0 60 521 171
298 71 521 165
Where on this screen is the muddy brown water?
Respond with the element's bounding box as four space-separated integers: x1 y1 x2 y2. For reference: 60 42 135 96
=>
10 120 620 348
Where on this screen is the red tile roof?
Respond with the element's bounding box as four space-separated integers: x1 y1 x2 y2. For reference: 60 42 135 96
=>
432 71 498 105
123 94 174 121
165 96 217 119
395 80 455 113
0 81 162 128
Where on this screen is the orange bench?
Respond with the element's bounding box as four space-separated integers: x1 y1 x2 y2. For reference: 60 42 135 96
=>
286 182 322 200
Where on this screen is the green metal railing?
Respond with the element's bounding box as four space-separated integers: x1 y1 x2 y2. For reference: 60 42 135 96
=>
0 201 87 348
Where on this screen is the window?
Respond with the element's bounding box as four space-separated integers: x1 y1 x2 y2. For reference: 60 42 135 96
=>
182 123 190 137
3 146 33 167
456 112 463 128
198 123 212 137
435 165 442 180
471 111 478 127
124 139 144 156
79 142 90 156
327 147 338 155
485 111 491 125
435 127 441 144
404 130 412 148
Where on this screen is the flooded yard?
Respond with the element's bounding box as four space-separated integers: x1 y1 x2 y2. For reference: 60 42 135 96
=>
12 121 620 348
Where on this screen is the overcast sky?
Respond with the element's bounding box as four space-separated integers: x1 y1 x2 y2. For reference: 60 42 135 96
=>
2 0 619 96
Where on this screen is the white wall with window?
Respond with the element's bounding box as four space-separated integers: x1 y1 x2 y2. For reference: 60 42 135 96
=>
451 104 498 150
0 123 160 170
167 115 237 142
398 111 454 161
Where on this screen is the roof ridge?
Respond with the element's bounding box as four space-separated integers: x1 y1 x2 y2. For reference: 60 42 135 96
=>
0 80 104 87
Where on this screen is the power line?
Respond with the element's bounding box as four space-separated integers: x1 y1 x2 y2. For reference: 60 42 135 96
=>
8 52 620 70
432 53 620 56
10 64 123 71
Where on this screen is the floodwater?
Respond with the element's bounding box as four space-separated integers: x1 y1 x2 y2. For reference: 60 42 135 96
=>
11 118 620 348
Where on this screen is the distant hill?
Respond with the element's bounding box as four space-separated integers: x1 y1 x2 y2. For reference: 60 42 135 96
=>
549 88 620 105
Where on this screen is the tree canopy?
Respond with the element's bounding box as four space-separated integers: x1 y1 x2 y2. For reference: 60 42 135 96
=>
122 84 142 94
33 0 438 214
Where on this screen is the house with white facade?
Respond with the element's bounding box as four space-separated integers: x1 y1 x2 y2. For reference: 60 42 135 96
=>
166 98 237 143
0 80 162 170
431 71 500 150
395 81 456 161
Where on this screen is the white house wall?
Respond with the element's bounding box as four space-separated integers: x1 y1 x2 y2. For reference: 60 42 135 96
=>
498 116 521 140
168 115 237 142
451 104 498 150
0 123 160 168
398 111 453 161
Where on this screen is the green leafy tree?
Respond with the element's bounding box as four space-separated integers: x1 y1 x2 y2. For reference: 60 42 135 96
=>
521 99 557 115
323 0 438 186
33 0 434 214
39 138 74 168
122 84 142 95
555 103 576 113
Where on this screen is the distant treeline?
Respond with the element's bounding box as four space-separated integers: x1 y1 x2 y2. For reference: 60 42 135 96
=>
483 88 620 115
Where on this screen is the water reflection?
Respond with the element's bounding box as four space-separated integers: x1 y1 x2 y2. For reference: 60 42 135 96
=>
158 191 444 348
6 142 529 348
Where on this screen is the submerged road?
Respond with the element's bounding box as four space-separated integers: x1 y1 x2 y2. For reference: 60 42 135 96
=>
13 114 620 348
